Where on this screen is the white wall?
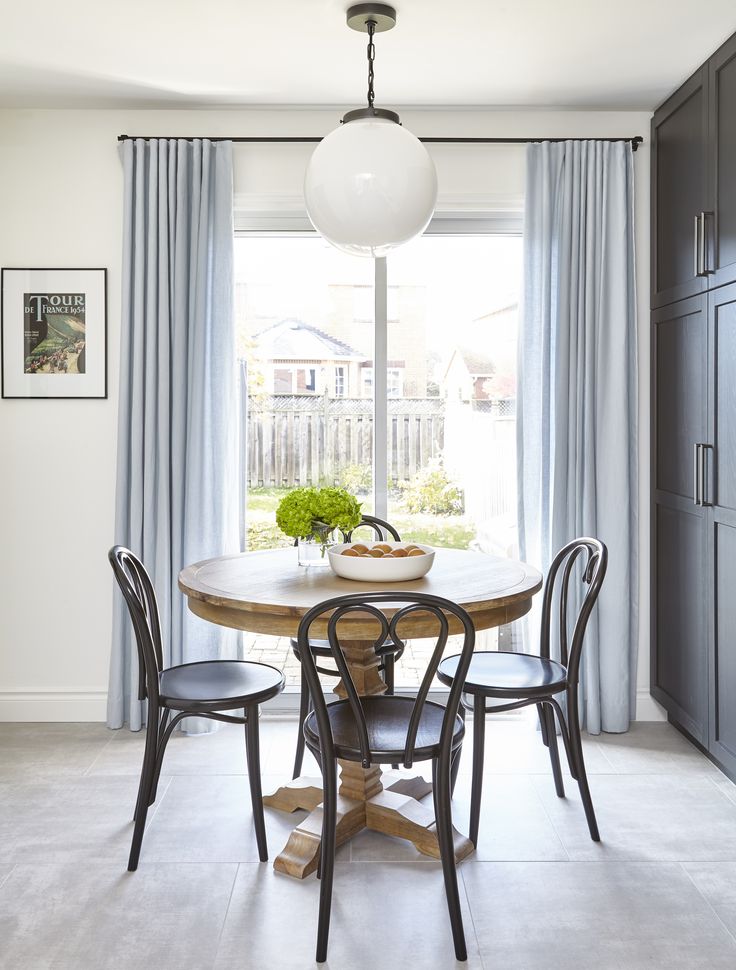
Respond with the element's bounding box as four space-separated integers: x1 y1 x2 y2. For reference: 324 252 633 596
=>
0 107 660 721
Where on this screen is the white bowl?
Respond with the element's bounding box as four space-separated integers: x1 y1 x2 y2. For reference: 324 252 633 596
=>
327 542 435 582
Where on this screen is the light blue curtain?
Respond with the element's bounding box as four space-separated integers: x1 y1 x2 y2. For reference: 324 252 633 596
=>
108 138 240 731
518 140 638 734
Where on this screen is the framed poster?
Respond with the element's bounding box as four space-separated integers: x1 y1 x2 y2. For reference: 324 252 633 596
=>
1 268 107 399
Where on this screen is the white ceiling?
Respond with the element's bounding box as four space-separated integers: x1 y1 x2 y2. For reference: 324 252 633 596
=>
1 0 735 111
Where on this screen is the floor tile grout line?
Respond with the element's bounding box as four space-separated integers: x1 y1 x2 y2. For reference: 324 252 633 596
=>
82 729 118 777
590 740 619 773
679 862 736 947
139 775 175 833
0 863 16 890
529 774 572 861
708 773 736 806
212 861 242 967
703 775 736 808
459 864 487 969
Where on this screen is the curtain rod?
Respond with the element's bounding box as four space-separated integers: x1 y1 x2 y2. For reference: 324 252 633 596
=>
117 134 643 151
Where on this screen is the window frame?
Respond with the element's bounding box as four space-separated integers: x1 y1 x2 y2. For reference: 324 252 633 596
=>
234 213 523 519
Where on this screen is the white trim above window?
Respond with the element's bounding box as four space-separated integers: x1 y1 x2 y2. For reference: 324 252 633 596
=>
233 195 523 235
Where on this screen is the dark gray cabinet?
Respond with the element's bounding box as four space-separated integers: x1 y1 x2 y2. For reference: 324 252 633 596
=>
651 297 709 742
651 68 708 308
652 33 736 307
709 35 736 289
652 31 736 779
708 283 736 774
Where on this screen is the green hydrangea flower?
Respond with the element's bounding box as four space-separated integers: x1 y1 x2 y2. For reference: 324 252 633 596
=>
275 486 362 541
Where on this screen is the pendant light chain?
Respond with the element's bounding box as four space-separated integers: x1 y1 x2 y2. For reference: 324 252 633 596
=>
367 19 376 108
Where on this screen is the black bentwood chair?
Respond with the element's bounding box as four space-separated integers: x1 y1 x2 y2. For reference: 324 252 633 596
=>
290 515 406 779
109 546 285 871
438 537 608 848
297 591 475 964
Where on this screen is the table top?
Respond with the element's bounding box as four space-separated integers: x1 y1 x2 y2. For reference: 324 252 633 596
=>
179 547 543 638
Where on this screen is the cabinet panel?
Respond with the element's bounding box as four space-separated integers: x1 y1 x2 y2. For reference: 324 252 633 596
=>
710 33 736 288
651 68 708 308
714 288 736 511
711 519 736 771
653 297 707 499
653 502 708 742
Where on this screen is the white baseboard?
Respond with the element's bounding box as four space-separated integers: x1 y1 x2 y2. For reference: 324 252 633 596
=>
0 690 108 722
635 687 668 722
0 686 670 724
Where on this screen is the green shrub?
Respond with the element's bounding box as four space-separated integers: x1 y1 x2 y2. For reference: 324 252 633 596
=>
247 521 292 551
338 464 373 495
398 461 464 517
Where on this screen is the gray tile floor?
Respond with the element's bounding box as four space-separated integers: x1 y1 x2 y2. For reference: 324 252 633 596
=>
2 717 736 969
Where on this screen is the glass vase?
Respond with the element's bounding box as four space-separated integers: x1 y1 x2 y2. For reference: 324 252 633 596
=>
297 524 337 568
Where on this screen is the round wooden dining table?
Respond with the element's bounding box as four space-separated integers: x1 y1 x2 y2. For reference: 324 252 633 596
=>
179 547 542 879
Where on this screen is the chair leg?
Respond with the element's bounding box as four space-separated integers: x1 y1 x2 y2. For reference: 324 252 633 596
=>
435 752 468 962
542 702 565 798
316 757 338 964
147 708 173 806
450 699 466 796
311 744 326 881
293 672 311 779
469 693 486 848
537 702 549 746
128 713 159 871
565 691 600 842
244 704 269 862
550 697 578 781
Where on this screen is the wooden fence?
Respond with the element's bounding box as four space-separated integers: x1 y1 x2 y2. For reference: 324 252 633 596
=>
247 393 446 489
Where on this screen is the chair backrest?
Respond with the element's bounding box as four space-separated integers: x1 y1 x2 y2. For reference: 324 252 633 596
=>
109 546 164 705
292 514 401 547
539 537 608 685
345 515 401 542
296 591 475 769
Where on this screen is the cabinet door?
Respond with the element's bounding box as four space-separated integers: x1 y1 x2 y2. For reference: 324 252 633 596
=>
651 67 709 308
708 34 736 288
651 296 709 741
708 284 736 772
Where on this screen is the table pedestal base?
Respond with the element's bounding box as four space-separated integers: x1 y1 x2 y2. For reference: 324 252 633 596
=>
263 638 473 878
264 764 473 879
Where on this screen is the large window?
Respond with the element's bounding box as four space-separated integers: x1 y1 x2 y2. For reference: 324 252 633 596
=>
234 230 522 688
235 232 521 553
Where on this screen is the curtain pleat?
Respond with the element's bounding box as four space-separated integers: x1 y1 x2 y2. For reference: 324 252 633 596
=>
108 138 239 732
518 140 638 734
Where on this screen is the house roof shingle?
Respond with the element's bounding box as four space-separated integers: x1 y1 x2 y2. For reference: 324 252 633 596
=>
253 319 363 361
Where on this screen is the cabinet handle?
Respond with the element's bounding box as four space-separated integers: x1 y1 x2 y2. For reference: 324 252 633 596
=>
700 442 712 506
699 212 707 276
694 215 701 277
702 211 714 275
694 443 702 505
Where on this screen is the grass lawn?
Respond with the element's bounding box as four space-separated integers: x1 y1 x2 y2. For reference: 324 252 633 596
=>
246 487 476 551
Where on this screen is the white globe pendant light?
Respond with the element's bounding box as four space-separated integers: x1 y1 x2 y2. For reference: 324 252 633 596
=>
304 4 438 258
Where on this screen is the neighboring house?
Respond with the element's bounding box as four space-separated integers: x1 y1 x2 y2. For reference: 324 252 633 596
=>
253 319 364 396
442 346 497 401
442 302 518 401
327 284 427 397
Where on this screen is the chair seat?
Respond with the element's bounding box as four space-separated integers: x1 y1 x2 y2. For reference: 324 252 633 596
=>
159 660 284 712
304 695 465 763
437 651 567 697
290 636 399 658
